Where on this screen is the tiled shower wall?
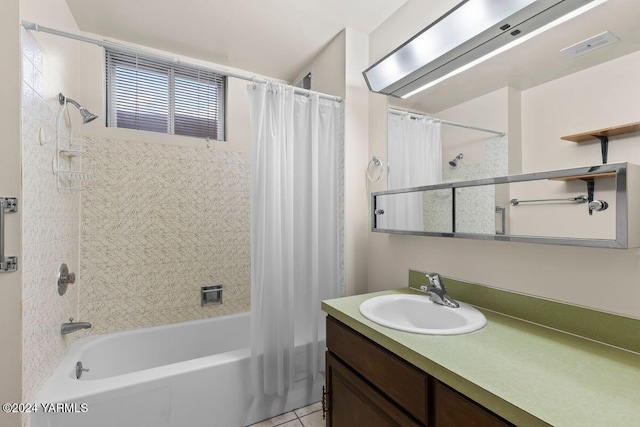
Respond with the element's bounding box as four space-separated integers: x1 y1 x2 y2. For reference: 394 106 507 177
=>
423 135 508 234
21 30 81 404
21 29 251 406
79 137 251 335
444 135 508 234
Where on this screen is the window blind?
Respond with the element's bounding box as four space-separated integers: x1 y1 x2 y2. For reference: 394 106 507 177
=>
106 48 226 140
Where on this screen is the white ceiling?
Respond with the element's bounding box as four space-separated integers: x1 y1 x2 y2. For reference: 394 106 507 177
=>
65 0 640 112
64 0 407 82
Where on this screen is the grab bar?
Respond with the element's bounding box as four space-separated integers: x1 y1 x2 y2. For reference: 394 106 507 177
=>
1 197 18 272
510 195 588 206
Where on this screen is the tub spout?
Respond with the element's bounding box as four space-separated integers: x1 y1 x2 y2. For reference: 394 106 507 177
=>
61 318 91 335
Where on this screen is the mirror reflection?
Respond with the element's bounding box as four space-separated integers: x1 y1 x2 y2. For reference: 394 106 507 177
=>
387 107 508 190
372 163 626 248
375 189 453 233
383 0 640 190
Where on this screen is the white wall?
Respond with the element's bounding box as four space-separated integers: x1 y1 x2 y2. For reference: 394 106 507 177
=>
521 50 640 172
21 0 83 117
0 1 23 426
344 29 371 296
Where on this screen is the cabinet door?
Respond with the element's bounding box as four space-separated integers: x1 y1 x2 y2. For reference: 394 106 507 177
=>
326 351 422 427
326 316 428 424
434 381 514 427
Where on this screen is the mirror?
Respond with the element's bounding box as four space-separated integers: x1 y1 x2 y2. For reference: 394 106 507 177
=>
372 163 634 248
383 0 640 188
387 107 509 190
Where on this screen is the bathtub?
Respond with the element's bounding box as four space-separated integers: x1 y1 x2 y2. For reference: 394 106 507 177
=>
32 312 325 427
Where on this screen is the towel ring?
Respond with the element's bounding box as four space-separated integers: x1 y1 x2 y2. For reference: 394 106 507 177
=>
367 156 384 182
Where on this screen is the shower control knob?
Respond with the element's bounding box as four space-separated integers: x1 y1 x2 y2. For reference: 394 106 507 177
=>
57 263 76 296
588 200 608 212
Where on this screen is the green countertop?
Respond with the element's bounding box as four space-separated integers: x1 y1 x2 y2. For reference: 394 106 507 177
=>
322 288 640 427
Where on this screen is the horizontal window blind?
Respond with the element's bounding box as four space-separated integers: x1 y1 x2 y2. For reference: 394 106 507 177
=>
106 48 226 141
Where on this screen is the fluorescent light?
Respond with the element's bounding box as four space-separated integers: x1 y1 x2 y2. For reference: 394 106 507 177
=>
401 0 608 99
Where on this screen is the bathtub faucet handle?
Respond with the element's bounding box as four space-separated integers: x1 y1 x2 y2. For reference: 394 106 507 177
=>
76 361 89 379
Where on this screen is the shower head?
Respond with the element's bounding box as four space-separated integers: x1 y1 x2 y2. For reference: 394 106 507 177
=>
448 153 465 167
59 93 99 124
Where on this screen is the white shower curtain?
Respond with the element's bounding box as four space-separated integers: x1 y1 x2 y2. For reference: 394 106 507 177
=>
387 112 442 230
248 82 342 397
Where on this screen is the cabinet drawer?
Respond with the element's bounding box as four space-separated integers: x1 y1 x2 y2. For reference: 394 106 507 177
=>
326 316 428 425
434 381 514 427
327 351 421 427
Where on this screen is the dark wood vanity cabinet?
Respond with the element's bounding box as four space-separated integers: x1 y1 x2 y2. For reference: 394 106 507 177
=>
326 352 421 426
325 316 513 427
432 381 513 427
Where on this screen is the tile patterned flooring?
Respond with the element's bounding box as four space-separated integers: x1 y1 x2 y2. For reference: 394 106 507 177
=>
248 402 325 427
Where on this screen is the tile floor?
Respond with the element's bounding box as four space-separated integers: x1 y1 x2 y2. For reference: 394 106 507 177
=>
248 402 325 427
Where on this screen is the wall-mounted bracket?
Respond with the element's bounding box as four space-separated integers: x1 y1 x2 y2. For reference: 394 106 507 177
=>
593 135 609 164
1 197 18 273
581 178 596 216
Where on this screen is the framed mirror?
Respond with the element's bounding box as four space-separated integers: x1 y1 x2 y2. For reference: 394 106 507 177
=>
372 163 639 249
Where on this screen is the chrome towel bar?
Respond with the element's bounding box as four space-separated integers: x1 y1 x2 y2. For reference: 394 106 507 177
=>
510 195 588 206
0 197 18 272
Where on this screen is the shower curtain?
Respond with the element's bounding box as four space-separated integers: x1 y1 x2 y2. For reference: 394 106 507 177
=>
248 82 342 397
387 112 442 230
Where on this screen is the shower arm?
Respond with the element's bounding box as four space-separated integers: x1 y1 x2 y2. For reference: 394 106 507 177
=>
59 93 80 109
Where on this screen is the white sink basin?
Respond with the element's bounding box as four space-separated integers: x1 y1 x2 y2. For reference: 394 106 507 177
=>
359 294 487 335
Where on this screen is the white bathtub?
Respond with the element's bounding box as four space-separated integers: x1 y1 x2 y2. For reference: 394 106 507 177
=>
32 312 325 427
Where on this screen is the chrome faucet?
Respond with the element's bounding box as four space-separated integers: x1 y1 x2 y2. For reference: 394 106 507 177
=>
61 317 92 335
419 273 460 308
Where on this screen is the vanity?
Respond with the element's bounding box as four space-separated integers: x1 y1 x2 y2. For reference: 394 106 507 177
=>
321 273 640 426
326 316 512 427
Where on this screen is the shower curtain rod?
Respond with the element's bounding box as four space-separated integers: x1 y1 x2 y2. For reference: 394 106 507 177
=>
21 20 343 103
388 107 505 137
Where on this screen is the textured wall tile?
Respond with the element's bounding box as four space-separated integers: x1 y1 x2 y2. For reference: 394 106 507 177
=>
80 137 251 336
21 33 81 405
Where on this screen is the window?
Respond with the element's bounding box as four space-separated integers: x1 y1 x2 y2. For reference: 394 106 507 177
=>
106 48 226 140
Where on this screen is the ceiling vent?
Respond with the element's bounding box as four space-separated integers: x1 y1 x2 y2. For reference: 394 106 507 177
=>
363 0 607 99
561 31 619 57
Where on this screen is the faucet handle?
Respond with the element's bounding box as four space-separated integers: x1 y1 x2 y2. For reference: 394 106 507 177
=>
423 273 459 308
426 273 444 289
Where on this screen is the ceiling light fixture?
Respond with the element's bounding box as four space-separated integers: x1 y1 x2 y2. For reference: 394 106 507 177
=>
363 0 608 99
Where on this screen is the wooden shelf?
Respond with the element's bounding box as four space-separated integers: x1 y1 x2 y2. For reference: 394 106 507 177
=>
561 122 640 143
550 172 617 182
